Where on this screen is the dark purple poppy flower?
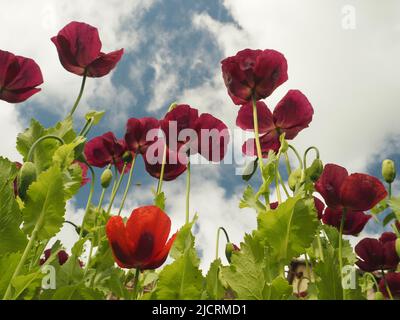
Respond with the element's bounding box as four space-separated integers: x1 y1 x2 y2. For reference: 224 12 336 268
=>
125 117 160 154
73 161 90 186
315 164 387 212
270 197 324 219
0 50 43 103
40 249 69 266
51 21 123 77
237 91 313 157
379 273 400 298
221 49 288 105
322 208 371 236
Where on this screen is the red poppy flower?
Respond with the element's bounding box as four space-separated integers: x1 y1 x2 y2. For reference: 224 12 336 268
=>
237 91 313 157
51 21 124 77
0 50 43 103
379 273 400 298
143 138 187 181
106 205 177 270
160 104 229 162
125 117 160 154
39 249 69 266
355 235 399 272
84 132 130 173
315 164 387 212
221 49 288 105
73 161 90 186
322 208 371 236
380 232 397 244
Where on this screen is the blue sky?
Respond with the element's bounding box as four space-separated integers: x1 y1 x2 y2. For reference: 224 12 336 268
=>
1 0 400 268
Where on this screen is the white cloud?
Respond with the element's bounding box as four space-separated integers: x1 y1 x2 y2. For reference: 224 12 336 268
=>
0 102 23 161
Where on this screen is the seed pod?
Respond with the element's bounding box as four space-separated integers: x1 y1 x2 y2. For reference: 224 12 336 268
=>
18 162 37 200
122 151 133 164
382 159 396 184
101 168 113 189
225 243 240 263
306 159 324 182
288 168 302 191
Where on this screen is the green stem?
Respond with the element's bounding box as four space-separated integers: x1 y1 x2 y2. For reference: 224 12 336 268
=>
316 233 324 262
69 72 87 116
284 152 292 176
27 135 64 162
251 95 265 180
381 269 394 300
118 156 137 216
275 154 282 204
388 183 392 199
301 146 320 183
288 145 303 170
364 272 380 292
156 142 168 195
106 163 127 215
338 208 347 300
185 161 191 224
133 268 141 300
277 171 290 198
215 227 230 260
78 117 94 137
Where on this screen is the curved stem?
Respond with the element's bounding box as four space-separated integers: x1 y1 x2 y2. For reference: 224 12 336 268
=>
133 268 141 300
78 165 96 240
251 95 265 181
338 208 347 300
78 117 94 138
284 152 292 176
185 161 191 224
64 220 79 230
106 163 127 215
69 73 87 116
156 143 168 195
27 135 64 162
277 171 290 198
364 272 380 292
118 156 137 216
288 145 303 170
303 146 320 170
381 269 394 300
215 227 230 260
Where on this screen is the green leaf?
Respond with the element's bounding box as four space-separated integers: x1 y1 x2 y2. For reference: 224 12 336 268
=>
154 191 166 210
11 272 43 300
239 185 266 212
220 234 266 300
264 276 292 300
170 216 198 264
47 116 76 144
257 197 319 264
51 284 104 300
205 259 224 300
0 158 27 254
322 225 356 265
0 252 22 297
22 166 66 240
85 110 105 125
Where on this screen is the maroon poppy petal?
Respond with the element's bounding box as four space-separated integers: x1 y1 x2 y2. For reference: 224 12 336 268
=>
315 164 349 209
242 131 280 158
383 241 400 269
0 50 16 87
125 117 159 154
355 238 385 272
340 173 388 211
4 55 43 91
270 202 279 210
380 232 397 244
195 113 230 162
313 197 325 220
322 208 371 236
0 87 41 103
273 90 314 139
51 35 85 75
379 273 400 298
86 49 124 78
236 101 275 134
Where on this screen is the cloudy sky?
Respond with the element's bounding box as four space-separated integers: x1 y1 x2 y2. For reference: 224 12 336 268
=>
1 0 399 270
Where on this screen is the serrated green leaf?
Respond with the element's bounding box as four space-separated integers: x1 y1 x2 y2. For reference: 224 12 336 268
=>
239 185 266 212
154 191 166 210
257 197 319 265
0 252 22 297
265 276 292 300
22 166 66 240
205 259 224 300
0 158 27 254
85 110 105 125
170 216 197 263
11 272 43 300
51 284 103 300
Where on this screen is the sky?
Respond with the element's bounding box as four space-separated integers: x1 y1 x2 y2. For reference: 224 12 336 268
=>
1 0 400 271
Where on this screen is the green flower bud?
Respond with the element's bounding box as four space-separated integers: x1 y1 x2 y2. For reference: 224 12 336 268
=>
101 168 113 189
18 162 37 200
225 243 239 263
382 159 396 184
122 151 133 164
288 168 302 191
374 291 384 300
306 159 324 182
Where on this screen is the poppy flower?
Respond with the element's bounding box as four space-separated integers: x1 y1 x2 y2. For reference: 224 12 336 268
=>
221 49 288 105
39 249 69 266
355 235 399 272
0 50 43 103
379 273 400 298
106 205 177 270
270 197 324 219
322 208 371 236
237 91 313 157
51 21 123 77
160 104 229 162
84 132 131 173
125 117 160 154
143 138 187 181
315 164 387 212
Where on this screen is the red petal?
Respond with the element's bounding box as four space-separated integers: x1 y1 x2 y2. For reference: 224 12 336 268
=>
313 196 325 220
315 164 348 209
142 232 177 270
340 173 387 211
273 90 313 139
125 117 160 154
86 49 124 77
355 238 385 272
322 208 371 236
242 131 280 158
236 101 275 134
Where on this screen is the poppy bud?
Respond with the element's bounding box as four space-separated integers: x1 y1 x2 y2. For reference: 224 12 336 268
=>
374 292 384 300
288 168 302 191
101 168 113 189
382 159 396 184
18 162 37 200
122 151 133 164
225 243 240 263
306 159 323 182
